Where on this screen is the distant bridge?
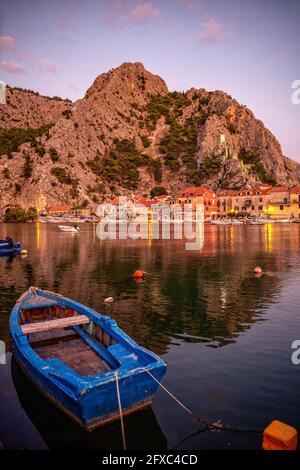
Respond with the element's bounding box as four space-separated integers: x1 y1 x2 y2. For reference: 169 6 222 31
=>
0 204 17 217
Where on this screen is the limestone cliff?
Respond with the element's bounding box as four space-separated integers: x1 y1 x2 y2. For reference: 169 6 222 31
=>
0 62 299 211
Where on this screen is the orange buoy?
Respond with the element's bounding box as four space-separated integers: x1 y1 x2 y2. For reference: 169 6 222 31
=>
263 420 298 450
133 269 144 279
253 266 263 275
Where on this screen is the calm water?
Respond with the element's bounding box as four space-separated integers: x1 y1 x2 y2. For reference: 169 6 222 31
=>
0 222 300 450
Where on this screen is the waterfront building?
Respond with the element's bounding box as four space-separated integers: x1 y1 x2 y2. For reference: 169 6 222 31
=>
266 185 300 220
217 190 238 217
290 185 300 219
47 205 72 216
177 187 217 220
235 187 272 217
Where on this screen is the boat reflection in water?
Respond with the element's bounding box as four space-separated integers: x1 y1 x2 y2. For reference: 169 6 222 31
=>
11 357 167 450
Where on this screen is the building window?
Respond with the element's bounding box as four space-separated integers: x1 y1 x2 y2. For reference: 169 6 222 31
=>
258 206 263 211
280 205 284 210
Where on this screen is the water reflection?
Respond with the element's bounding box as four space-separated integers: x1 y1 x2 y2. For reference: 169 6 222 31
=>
0 224 300 353
11 357 167 450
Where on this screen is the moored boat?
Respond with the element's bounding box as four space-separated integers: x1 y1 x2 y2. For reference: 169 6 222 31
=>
257 218 276 224
0 239 22 256
10 287 167 431
211 219 232 225
274 218 293 223
58 225 80 232
247 220 264 225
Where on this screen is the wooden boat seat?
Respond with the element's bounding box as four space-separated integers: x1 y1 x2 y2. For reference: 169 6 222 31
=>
21 315 90 335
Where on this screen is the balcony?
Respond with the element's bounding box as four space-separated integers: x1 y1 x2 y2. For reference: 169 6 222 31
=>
268 201 290 206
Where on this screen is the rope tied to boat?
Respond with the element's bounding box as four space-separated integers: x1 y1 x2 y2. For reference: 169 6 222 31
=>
115 371 127 450
143 368 262 435
29 286 38 297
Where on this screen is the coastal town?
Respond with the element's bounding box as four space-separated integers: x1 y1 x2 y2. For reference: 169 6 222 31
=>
6 183 299 223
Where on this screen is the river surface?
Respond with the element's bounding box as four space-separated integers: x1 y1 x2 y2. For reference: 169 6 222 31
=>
0 222 300 450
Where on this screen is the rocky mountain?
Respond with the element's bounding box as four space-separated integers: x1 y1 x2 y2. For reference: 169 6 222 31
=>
0 62 299 211
0 85 72 130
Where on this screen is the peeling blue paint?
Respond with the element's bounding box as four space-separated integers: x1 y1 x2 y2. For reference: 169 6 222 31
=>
10 288 167 430
0 240 22 256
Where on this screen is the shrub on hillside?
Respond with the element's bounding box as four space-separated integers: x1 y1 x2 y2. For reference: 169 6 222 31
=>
150 186 167 197
0 124 53 157
4 206 37 223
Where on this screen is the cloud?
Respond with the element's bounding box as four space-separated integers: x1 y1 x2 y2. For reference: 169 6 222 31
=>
179 0 201 10
200 17 235 42
56 19 67 29
128 2 160 23
0 35 27 61
101 0 127 27
55 18 79 34
0 61 25 74
0 35 16 52
101 1 161 27
38 58 58 73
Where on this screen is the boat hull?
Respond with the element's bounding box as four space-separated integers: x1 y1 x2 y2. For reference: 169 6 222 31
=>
0 241 22 256
58 226 79 232
13 342 164 431
13 348 159 430
10 289 167 431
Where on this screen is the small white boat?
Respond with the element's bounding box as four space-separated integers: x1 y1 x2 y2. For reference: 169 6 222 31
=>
247 219 264 225
229 219 244 225
211 220 232 225
58 225 80 233
257 218 276 224
275 218 293 223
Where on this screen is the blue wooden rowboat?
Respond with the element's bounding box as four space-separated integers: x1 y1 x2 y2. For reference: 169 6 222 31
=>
10 287 167 431
0 239 22 256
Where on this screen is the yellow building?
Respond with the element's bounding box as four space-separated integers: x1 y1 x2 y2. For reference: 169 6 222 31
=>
266 186 296 220
289 185 300 220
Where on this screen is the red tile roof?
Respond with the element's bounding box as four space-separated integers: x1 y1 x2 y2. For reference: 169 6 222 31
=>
180 187 213 197
135 198 155 207
259 183 273 189
270 186 289 193
218 190 238 196
238 188 271 196
290 185 300 194
47 205 72 212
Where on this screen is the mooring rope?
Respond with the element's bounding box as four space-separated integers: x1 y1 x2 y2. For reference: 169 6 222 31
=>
115 372 127 450
144 368 262 435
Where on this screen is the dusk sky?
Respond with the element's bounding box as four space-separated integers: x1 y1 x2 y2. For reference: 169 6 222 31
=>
0 0 299 161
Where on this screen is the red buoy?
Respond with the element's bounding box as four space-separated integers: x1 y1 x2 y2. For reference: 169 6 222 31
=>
133 269 144 278
253 266 263 275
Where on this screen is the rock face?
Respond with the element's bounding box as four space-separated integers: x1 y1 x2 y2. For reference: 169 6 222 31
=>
0 62 299 211
0 86 72 130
